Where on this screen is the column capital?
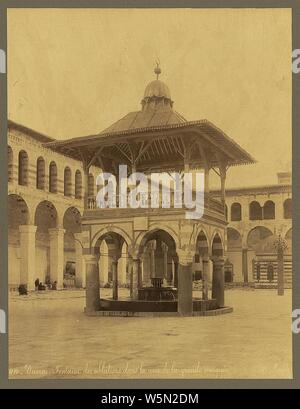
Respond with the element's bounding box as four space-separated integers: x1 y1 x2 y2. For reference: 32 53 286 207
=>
48 228 65 238
19 225 37 234
177 249 194 266
211 256 225 265
84 254 99 264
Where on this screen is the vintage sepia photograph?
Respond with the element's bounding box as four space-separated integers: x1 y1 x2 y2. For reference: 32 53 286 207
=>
7 7 292 379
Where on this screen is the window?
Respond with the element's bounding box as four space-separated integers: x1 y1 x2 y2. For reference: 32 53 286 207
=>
64 167 72 197
231 202 242 221
18 150 29 186
49 162 58 193
249 201 262 220
36 157 45 190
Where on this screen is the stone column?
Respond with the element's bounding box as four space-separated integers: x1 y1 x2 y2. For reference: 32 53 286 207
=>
202 255 210 300
173 259 179 288
212 257 225 308
177 252 193 316
74 232 86 288
242 248 248 283
149 241 156 278
19 225 37 290
161 242 168 282
167 255 173 286
112 259 118 300
132 258 141 300
84 254 100 313
48 228 65 289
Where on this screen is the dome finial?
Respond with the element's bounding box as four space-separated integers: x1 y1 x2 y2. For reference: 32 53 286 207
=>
154 60 161 80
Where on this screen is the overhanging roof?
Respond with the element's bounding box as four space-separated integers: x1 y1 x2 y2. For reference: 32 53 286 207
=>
44 119 256 172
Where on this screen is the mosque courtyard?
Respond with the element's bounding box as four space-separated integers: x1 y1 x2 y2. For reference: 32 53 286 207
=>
9 288 292 379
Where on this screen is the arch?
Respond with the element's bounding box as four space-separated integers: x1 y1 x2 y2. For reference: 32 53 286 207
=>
231 202 242 221
36 156 45 190
8 194 30 228
283 198 292 219
64 167 72 197
63 206 82 233
227 227 242 249
34 200 58 232
8 146 13 182
211 232 224 257
18 150 29 186
88 173 95 197
75 170 82 199
263 200 275 220
49 161 58 193
63 207 82 288
91 226 132 249
249 201 262 221
247 226 274 252
135 224 180 254
195 230 209 256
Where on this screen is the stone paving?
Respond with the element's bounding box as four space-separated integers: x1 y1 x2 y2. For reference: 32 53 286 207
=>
9 288 292 379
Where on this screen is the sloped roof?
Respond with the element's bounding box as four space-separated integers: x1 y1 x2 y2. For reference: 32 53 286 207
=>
8 119 55 143
100 109 186 134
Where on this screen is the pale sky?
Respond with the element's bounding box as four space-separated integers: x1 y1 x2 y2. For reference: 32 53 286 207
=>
7 8 292 187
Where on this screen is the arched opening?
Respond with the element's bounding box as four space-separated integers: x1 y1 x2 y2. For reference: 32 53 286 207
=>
94 231 128 299
8 146 13 182
49 161 57 193
63 207 82 288
231 202 242 221
138 228 178 288
284 199 292 219
194 231 210 297
64 167 72 197
8 194 30 288
36 157 45 190
247 226 274 253
34 201 58 287
88 173 95 197
75 170 82 199
18 150 29 186
263 200 275 220
212 232 224 257
249 201 262 221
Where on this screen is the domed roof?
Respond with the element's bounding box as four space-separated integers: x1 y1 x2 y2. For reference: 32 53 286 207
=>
143 79 171 100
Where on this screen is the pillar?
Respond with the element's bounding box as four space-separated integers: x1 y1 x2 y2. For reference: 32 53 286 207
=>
212 257 225 308
84 254 100 313
19 225 37 290
173 259 179 288
112 259 118 300
242 248 248 283
74 232 86 288
99 240 109 286
49 228 65 289
162 242 168 282
177 253 193 316
202 255 210 300
132 258 141 300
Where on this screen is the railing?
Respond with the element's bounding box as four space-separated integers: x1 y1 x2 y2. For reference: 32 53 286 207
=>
86 192 225 216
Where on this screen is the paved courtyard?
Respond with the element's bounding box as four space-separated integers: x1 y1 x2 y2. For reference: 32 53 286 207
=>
9 288 292 379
